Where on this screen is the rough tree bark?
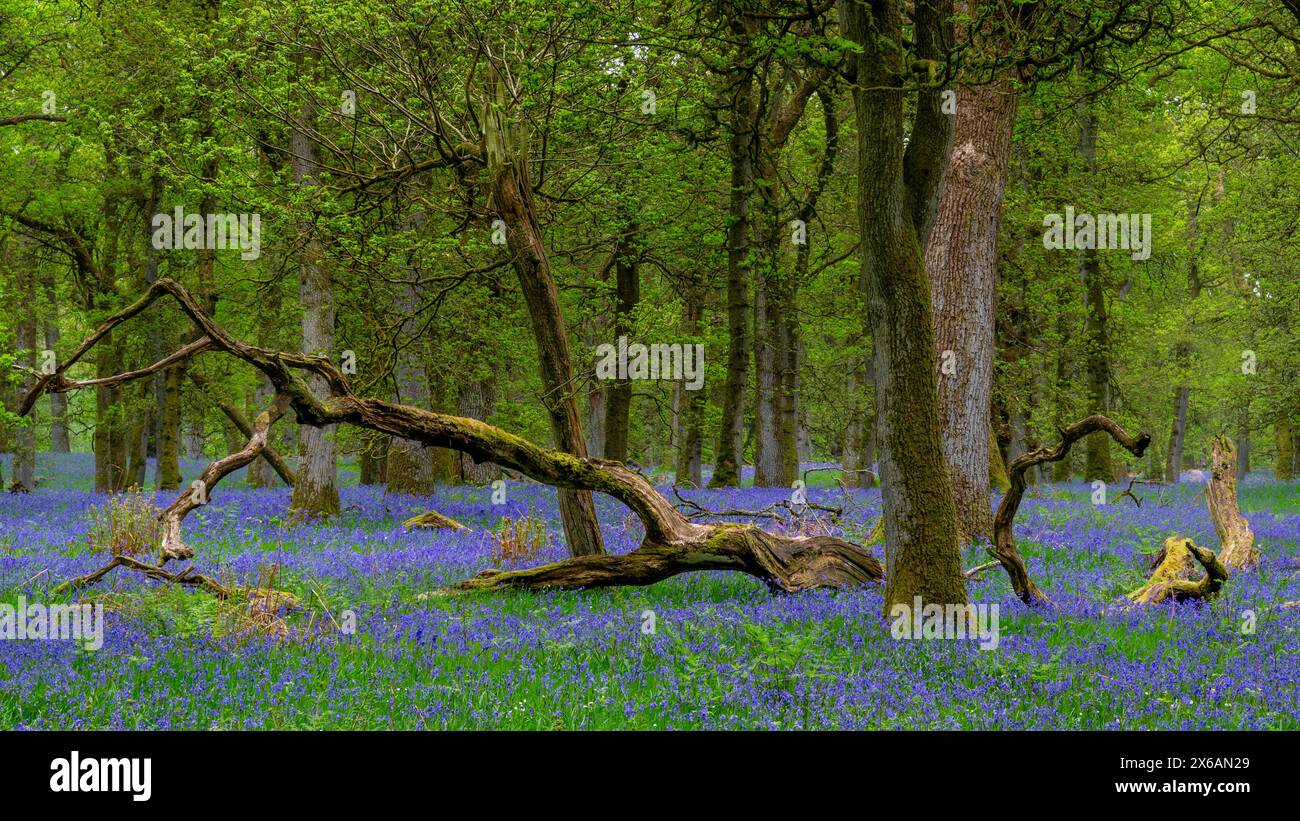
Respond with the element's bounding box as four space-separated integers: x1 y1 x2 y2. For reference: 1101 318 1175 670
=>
1126 537 1227 605
710 61 755 489
1207 433 1258 570
842 0 968 611
1275 413 1295 481
603 219 640 464
924 41 1019 543
288 85 340 518
751 70 822 488
674 295 705 488
12 263 37 491
1166 198 1202 482
40 273 70 453
386 275 437 495
1076 90 1115 483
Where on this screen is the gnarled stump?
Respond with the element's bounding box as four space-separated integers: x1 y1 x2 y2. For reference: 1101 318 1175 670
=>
1127 537 1227 605
19 279 881 596
1207 433 1258 571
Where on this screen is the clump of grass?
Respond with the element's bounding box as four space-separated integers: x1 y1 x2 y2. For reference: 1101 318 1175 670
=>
87 488 164 559
218 563 302 640
491 515 550 567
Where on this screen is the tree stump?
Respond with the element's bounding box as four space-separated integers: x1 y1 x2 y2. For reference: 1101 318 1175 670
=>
1207 433 1258 570
1127 537 1227 605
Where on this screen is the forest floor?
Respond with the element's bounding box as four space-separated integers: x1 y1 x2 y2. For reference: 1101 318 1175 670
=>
1 453 1298 730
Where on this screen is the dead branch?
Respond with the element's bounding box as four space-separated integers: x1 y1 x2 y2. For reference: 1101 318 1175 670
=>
993 416 1152 605
187 371 296 487
402 510 468 530
53 555 233 598
158 393 292 561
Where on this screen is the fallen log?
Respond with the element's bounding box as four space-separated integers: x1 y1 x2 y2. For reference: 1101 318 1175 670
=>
403 509 468 530
23 279 882 595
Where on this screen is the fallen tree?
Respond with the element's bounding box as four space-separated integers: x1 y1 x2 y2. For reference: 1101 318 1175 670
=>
1120 431 1259 606
21 278 883 595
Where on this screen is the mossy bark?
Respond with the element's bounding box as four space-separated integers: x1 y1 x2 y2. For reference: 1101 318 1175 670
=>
1275 413 1295 481
844 0 967 612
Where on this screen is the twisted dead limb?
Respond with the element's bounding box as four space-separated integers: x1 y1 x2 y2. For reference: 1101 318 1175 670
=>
159 393 292 561
23 278 881 595
49 393 293 596
993 416 1152 606
188 370 296 487
53 555 232 599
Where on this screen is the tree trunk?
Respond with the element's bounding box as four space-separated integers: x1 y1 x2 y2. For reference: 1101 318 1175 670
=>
1275 413 1295 481
1076 94 1114 483
674 299 705 488
1207 433 1258 570
842 352 875 488
455 379 502 484
40 276 70 453
925 75 1017 540
710 69 755 489
386 277 436 496
359 432 389 485
13 265 37 491
158 364 183 488
843 0 967 611
482 62 603 556
288 89 340 518
1236 421 1249 479
603 221 640 463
